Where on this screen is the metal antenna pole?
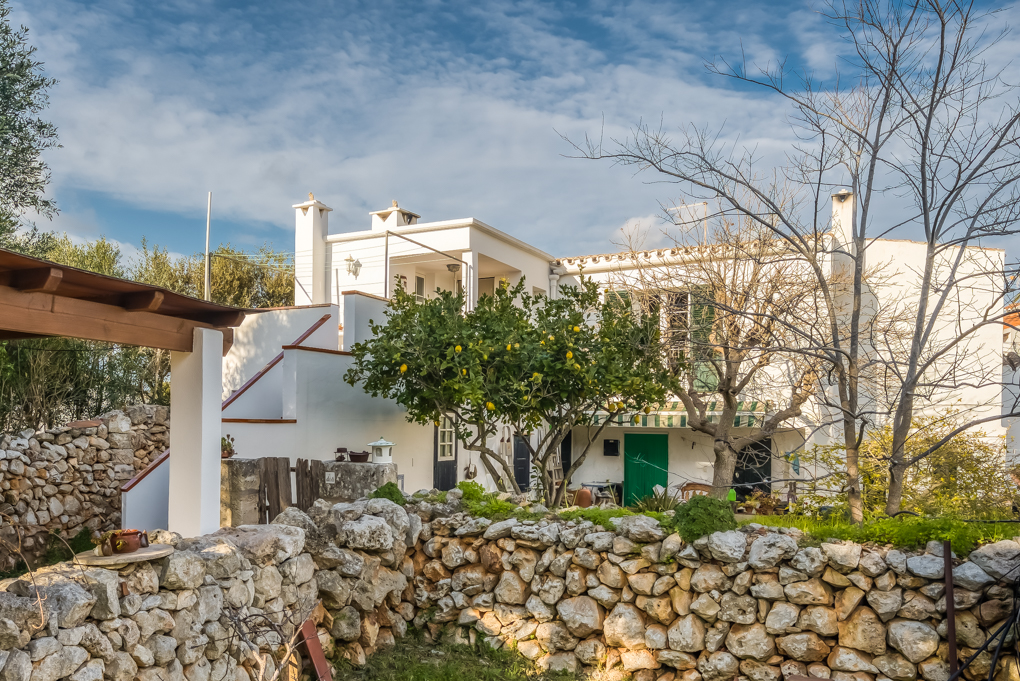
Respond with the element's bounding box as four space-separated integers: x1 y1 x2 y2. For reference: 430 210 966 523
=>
204 192 212 301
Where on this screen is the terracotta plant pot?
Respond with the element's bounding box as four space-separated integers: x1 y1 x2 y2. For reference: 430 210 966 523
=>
221 449 234 459
574 488 593 508
109 529 147 554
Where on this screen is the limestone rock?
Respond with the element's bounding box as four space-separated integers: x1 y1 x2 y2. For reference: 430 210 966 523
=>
969 540 1020 581
887 620 939 664
748 534 799 570
612 515 666 542
874 653 918 681
708 531 748 563
698 650 740 681
776 633 831 662
821 543 862 573
605 603 647 649
905 555 943 580
494 571 528 605
798 606 838 637
765 602 801 635
719 593 758 625
536 621 579 652
952 562 994 592
337 515 394 551
557 596 604 638
725 623 776 661
867 587 903 622
785 578 833 605
669 614 707 652
692 564 729 593
838 606 886 655
827 646 878 673
211 524 304 564
791 548 827 576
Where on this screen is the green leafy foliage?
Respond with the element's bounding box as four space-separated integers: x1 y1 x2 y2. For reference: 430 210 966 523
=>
672 495 737 542
456 480 485 503
557 506 634 530
797 413 1019 521
744 514 1015 555
344 276 674 501
0 0 59 230
631 487 684 514
369 482 406 506
335 628 577 680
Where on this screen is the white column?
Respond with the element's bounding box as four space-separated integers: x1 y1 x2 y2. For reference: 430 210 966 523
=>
294 197 333 306
462 250 479 311
169 327 224 537
831 190 855 256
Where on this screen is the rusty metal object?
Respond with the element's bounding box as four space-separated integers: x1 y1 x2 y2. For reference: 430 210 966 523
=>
945 540 959 674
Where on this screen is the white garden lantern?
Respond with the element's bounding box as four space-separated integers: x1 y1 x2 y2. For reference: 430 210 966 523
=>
368 437 394 464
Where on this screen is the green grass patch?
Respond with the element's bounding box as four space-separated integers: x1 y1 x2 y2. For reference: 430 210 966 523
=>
742 514 1019 554
334 631 577 680
557 506 634 529
369 482 406 506
0 529 94 580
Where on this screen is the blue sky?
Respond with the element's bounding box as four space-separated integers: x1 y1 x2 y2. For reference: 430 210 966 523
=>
14 0 1006 262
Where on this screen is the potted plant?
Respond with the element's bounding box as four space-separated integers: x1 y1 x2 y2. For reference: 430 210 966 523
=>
221 435 236 459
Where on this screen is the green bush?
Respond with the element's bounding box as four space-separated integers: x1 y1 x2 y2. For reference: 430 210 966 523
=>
748 514 1017 555
456 480 485 503
631 487 684 514
369 482 406 506
672 495 736 542
558 506 634 529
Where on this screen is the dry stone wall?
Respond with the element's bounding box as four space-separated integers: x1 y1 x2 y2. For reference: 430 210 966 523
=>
2 494 1020 681
0 406 169 569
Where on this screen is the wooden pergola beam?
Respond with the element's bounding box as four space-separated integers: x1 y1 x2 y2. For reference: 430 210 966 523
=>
122 290 165 312
0 284 210 352
14 267 63 293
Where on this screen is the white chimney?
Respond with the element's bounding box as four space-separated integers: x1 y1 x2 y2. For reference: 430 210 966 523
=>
294 193 332 306
831 189 854 255
370 200 420 231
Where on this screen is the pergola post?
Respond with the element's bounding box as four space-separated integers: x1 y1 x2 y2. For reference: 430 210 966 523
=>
168 327 224 537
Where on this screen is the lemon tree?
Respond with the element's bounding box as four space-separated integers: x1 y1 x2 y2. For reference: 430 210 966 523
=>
344 276 674 502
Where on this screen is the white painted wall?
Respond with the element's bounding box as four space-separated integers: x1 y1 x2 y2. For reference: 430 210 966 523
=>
223 305 339 399
170 327 223 536
121 460 169 532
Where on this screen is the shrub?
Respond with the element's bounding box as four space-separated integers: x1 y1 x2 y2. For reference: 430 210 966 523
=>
743 514 1016 555
369 482 406 506
558 506 634 529
631 487 684 514
456 480 486 503
672 495 736 542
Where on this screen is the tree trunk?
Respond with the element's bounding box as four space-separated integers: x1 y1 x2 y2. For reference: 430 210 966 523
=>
885 460 907 516
711 439 738 499
844 428 864 524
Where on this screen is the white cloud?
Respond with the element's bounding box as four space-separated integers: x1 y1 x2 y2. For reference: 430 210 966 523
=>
11 0 834 260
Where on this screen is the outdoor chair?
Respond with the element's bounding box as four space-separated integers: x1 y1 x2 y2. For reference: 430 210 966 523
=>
679 482 712 501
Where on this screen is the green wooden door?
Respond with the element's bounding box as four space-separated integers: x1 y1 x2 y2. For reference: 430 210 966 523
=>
623 433 669 506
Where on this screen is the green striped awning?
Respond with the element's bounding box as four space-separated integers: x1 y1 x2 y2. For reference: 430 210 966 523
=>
591 401 767 428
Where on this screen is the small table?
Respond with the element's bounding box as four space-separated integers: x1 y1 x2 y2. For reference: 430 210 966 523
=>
73 544 174 568
581 482 622 505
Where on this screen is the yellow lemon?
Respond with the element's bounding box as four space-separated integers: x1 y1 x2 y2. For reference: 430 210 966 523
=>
483 354 488 360
506 344 512 351
633 415 640 423
434 420 440 426
573 325 580 332
486 401 495 410
566 351 573 359
400 364 407 373
462 368 467 375
455 345 462 353
644 406 652 414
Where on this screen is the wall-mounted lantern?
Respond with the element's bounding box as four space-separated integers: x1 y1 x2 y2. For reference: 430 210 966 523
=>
345 255 362 278
368 436 394 464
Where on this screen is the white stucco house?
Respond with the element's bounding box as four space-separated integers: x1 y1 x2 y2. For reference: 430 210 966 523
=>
202 191 1010 508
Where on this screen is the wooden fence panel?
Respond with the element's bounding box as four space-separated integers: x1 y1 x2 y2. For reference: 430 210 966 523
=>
258 457 292 523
